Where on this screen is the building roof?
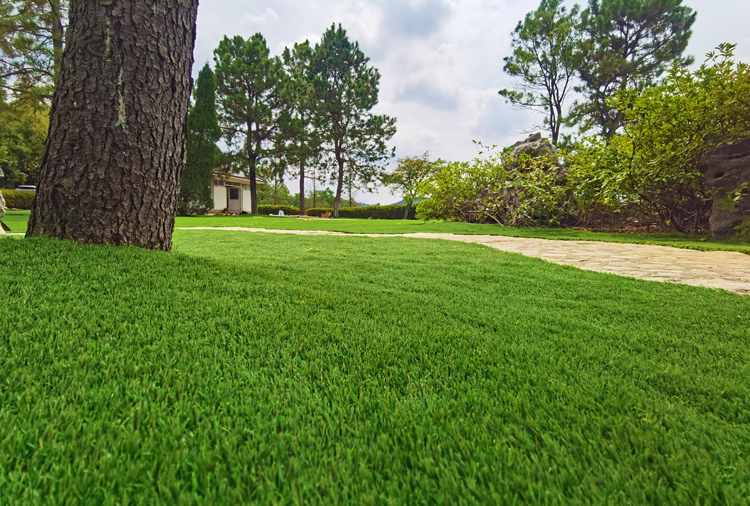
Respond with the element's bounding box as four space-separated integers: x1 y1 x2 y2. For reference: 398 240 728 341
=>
212 173 266 185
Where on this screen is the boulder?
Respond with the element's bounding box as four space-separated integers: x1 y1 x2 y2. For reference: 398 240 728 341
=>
507 132 558 166
699 138 750 240
502 133 564 226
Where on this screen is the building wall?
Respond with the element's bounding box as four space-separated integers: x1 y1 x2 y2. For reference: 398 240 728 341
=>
242 189 252 213
210 176 258 213
213 181 227 211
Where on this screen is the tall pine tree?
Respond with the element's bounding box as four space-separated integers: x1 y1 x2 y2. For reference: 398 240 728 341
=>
27 0 199 250
280 40 318 216
310 24 396 217
499 0 580 144
214 33 286 214
179 63 221 215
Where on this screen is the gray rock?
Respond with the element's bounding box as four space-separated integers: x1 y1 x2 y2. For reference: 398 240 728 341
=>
699 138 750 240
502 133 564 225
508 132 558 167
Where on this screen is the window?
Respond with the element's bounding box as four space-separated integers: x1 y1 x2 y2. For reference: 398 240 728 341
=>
215 180 224 187
229 188 240 200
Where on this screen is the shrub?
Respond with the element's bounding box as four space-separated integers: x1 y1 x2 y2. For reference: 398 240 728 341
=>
258 205 300 215
339 205 416 220
306 207 334 217
416 147 570 226
1 189 35 210
565 44 750 235
306 205 417 219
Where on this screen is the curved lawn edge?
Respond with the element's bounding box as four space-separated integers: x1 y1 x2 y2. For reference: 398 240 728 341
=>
4 211 750 254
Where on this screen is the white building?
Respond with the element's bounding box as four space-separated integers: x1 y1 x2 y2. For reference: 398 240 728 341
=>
210 173 265 214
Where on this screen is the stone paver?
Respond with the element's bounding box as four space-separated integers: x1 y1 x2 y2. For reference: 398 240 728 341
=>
178 227 750 294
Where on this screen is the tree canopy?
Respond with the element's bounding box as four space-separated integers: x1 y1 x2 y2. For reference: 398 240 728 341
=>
0 0 66 103
499 0 580 144
385 153 435 219
567 44 750 234
571 0 696 138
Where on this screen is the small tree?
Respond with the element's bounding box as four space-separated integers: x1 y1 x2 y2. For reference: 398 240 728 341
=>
0 94 48 187
386 153 435 219
214 33 286 214
179 63 220 215
499 0 580 144
310 24 396 217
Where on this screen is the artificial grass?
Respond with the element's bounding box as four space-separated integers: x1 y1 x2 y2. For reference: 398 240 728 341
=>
1 210 30 234
177 214 750 254
1 231 749 503
5 210 750 253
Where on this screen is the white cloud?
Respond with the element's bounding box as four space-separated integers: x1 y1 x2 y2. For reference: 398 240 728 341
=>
242 7 280 28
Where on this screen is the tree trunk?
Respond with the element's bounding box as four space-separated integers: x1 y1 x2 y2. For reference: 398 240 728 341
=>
347 172 353 207
334 158 344 218
404 200 411 220
49 0 65 82
247 126 258 214
27 0 199 251
249 164 258 214
298 161 306 216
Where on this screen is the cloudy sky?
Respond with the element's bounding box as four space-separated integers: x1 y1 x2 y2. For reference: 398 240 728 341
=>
192 0 750 204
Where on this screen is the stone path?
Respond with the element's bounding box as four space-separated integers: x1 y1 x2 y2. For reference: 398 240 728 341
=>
183 227 750 294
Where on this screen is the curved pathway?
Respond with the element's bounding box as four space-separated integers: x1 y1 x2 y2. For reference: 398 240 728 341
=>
178 227 750 295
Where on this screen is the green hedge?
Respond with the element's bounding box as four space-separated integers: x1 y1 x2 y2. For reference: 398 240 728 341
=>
1 190 35 210
305 207 334 217
340 204 416 220
306 205 416 219
258 205 300 215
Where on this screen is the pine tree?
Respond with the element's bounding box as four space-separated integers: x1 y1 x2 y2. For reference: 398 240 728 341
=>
0 0 66 103
280 40 318 216
571 0 696 138
499 0 580 144
310 24 396 217
214 33 286 214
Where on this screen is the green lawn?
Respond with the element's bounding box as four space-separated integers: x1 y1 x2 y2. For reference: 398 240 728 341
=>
1 210 31 234
181 214 750 253
6 210 750 253
1 230 749 503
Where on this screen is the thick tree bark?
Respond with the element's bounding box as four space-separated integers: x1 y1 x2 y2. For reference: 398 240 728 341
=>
27 0 199 251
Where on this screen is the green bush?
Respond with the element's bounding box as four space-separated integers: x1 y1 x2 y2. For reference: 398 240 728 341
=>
340 204 416 220
305 207 334 217
1 189 35 210
258 205 300 215
305 205 416 219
